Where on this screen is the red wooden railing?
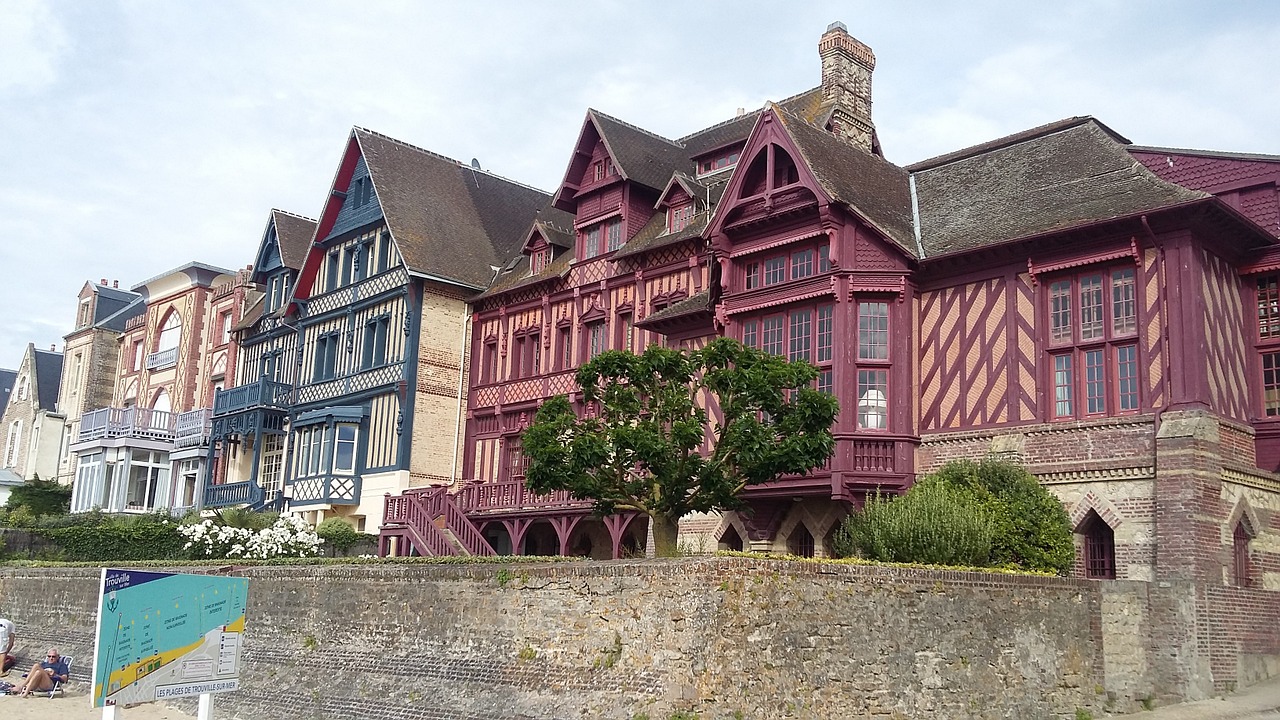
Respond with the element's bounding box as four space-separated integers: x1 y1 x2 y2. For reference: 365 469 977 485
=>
382 492 455 556
422 487 496 556
455 478 587 512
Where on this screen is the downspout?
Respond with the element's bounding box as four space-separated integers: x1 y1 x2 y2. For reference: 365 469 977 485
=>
450 311 471 486
908 172 926 259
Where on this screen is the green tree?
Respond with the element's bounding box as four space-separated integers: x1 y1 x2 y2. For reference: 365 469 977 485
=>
522 339 839 557
929 458 1074 574
5 475 71 517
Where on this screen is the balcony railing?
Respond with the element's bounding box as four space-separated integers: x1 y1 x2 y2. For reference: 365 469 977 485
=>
454 478 589 514
174 408 212 448
212 378 292 417
203 480 265 509
288 474 360 507
77 407 176 443
146 347 178 370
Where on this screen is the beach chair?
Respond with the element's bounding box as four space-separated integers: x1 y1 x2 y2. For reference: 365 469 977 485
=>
19 654 72 698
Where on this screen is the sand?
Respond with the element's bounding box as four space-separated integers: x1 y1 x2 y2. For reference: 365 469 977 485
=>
0 683 196 720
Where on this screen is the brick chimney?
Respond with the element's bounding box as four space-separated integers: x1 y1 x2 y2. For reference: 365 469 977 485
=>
819 21 876 153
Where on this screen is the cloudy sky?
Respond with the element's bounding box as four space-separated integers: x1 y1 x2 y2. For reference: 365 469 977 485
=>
1 0 1277 369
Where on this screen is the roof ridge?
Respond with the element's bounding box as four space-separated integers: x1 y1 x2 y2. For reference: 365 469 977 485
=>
588 109 683 148
355 126 553 196
676 86 821 144
907 117 1101 172
271 208 318 223
32 348 62 357
1128 145 1280 163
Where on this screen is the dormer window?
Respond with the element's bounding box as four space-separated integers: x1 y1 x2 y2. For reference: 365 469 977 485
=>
698 150 741 176
668 204 695 233
353 177 374 208
530 248 549 274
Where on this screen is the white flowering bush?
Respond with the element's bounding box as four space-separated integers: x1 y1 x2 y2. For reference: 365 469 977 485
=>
179 513 323 560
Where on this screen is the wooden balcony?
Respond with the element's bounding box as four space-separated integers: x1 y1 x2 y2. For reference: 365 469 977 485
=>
212 378 292 417
454 477 591 515
77 407 176 444
203 480 264 509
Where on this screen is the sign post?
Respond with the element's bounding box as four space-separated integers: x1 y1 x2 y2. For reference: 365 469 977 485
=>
91 568 249 717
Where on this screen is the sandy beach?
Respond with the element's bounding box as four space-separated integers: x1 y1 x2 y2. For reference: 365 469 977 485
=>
0 683 195 720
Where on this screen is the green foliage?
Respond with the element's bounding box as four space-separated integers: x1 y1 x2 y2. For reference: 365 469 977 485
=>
523 339 838 556
927 459 1074 574
315 517 364 551
4 475 71 517
831 479 995 566
212 507 278 530
42 513 186 562
1075 709 1094 720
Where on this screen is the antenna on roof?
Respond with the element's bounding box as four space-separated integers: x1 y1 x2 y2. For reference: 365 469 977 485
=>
471 158 481 170
468 158 481 188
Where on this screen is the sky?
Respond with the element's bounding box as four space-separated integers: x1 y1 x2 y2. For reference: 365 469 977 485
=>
1 0 1278 369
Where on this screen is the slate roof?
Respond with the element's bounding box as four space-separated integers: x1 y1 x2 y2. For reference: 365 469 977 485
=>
32 348 62 413
680 87 825 158
475 252 574 300
272 209 318 270
96 297 145 332
590 110 691 192
0 368 15 419
909 118 1210 258
233 295 266 332
611 212 710 261
1126 145 1280 164
89 283 145 332
356 128 552 289
775 107 916 256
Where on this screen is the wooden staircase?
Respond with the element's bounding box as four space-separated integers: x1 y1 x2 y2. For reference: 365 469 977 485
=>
380 487 496 557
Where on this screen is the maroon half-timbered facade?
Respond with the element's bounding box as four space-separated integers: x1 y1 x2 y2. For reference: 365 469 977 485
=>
372 22 1280 692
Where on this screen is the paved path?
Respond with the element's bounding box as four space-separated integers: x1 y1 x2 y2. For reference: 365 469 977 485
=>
1144 678 1280 720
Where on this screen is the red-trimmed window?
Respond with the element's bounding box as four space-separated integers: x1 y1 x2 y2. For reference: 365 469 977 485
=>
557 326 572 371
530 249 548 274
1256 276 1280 416
741 241 833 291
791 249 815 280
668 204 695 232
745 262 761 290
1081 511 1116 579
581 218 622 259
816 304 834 394
742 319 758 349
1046 267 1140 419
698 150 740 175
761 316 784 356
511 331 540 379
482 340 498 384
788 310 812 362
855 302 891 429
740 301 854 407
504 437 528 480
763 257 786 285
617 313 633 353
586 321 607 360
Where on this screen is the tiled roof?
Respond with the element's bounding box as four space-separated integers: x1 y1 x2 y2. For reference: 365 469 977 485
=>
910 119 1209 258
590 110 691 192
0 368 15 419
636 290 711 328
357 128 552 289
272 209 318 270
610 212 709 261
775 108 916 257
474 251 573 300
1126 145 1280 164
680 87 825 158
95 296 145 333
233 295 266 332
32 348 62 413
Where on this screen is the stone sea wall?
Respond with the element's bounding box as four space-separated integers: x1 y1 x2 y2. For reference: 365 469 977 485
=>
0 559 1165 719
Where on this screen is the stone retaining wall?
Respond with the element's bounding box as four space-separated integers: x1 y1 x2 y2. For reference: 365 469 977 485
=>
0 560 1169 719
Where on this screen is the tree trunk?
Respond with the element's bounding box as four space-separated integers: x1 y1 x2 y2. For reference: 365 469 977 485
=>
650 514 680 557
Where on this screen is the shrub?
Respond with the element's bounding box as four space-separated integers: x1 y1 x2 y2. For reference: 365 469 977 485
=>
831 478 994 566
4 475 71 516
928 458 1074 574
43 515 185 561
315 518 362 552
179 514 323 560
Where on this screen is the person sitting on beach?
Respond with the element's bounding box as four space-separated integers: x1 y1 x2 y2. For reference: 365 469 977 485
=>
12 647 68 697
0 618 14 673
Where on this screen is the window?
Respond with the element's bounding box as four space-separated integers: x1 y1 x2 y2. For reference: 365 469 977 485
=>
126 449 169 512
333 424 358 475
557 326 572 371
816 304 834 394
857 369 888 429
818 244 831 273
1233 520 1254 587
745 262 761 290
698 150 740 175
593 162 606 182
587 321 607 360
1081 511 1116 579
71 353 83 396
1258 276 1280 417
606 219 623 252
78 298 91 328
512 332 541 378
177 459 199 508
362 316 389 370
788 310 812 362
668 204 695 233
313 332 339 382
762 316 784 356
530 248 548 274
742 320 758 349
157 312 182 352
132 340 144 372
326 250 340 292
353 176 373 207
294 424 330 477
260 350 282 382
617 313 633 353
583 224 602 259
4 420 20 467
504 437 528 480
791 249 815 280
219 311 233 345
857 303 889 360
482 340 498 384
378 232 393 272
742 302 838 396
763 257 786 285
1045 268 1141 419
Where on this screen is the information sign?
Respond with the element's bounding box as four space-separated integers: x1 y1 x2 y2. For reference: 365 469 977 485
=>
91 569 248 708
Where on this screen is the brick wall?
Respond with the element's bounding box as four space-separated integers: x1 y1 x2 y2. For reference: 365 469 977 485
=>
1 560 1128 720
409 284 470 486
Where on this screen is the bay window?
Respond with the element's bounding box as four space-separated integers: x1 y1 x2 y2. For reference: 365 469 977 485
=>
741 241 832 291
1257 275 1280 416
581 218 623 259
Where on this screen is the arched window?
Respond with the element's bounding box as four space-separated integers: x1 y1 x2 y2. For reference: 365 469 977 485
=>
151 389 171 414
157 311 182 352
4 420 21 467
787 523 815 558
15 375 27 401
1233 519 1255 587
1079 510 1116 579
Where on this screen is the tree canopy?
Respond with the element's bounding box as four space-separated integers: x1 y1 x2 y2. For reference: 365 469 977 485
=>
4 475 71 517
522 338 839 556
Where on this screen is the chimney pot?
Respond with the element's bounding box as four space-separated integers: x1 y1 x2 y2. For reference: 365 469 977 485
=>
50 344 56 352
101 278 108 286
113 280 119 288
735 107 745 117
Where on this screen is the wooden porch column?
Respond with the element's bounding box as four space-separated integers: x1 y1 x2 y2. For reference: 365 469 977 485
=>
502 518 534 556
549 515 583 556
602 513 638 559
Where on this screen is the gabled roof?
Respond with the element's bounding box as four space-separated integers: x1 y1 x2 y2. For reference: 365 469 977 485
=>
272 209 318 271
635 290 712 329
773 107 916 257
233 294 266 332
0 368 15 419
95 296 145 333
680 87 826 158
655 172 709 209
88 283 144 332
31 347 62 413
474 251 574 301
611 210 711 261
522 207 576 251
587 110 691 193
355 128 552 290
909 118 1210 258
